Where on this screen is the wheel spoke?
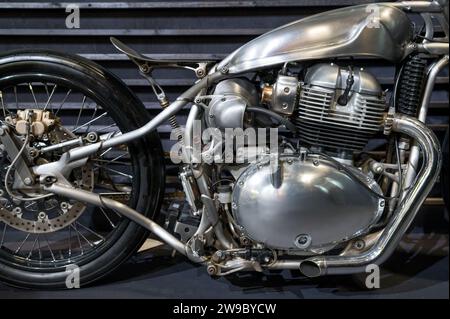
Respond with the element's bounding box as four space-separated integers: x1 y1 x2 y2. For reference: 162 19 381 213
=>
93 164 133 180
72 111 107 133
28 83 39 108
74 95 87 131
70 223 94 248
99 207 117 228
97 123 118 133
85 104 98 133
43 84 57 111
55 88 72 115
26 235 39 260
75 221 105 241
15 233 30 254
44 234 57 263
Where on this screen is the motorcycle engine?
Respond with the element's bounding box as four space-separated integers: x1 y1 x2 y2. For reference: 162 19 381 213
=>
292 63 387 157
209 63 387 253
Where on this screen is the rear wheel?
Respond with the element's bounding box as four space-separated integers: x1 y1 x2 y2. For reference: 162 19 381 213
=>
0 50 164 289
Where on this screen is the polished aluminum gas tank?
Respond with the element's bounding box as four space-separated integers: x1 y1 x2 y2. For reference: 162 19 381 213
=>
231 154 385 252
218 4 413 74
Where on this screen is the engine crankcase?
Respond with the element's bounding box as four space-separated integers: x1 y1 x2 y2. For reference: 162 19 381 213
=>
231 154 384 253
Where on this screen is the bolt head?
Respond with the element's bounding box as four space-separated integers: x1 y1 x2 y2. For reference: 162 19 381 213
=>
23 177 33 186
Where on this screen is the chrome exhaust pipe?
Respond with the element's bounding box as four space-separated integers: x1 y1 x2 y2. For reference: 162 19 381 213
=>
294 114 441 277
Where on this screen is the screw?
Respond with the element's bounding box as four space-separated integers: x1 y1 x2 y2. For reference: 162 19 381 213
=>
196 69 205 77
380 201 385 208
283 87 290 94
353 240 365 250
295 234 311 248
220 65 229 74
313 160 319 166
23 177 33 186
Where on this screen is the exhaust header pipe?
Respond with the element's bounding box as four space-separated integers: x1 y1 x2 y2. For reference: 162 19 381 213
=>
295 114 441 277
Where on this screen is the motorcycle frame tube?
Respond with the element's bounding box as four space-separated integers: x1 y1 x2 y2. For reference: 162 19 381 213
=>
268 114 441 276
44 182 207 263
402 55 449 197
56 72 223 165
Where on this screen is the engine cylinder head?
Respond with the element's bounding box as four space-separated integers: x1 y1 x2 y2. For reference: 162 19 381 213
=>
293 64 386 153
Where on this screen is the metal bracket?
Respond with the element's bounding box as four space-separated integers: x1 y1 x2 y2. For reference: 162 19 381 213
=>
0 126 34 184
110 37 213 78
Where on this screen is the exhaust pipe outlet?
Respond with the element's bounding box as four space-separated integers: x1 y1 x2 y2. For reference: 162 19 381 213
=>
299 260 323 278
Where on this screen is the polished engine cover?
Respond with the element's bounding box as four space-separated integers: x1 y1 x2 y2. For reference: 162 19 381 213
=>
232 154 384 252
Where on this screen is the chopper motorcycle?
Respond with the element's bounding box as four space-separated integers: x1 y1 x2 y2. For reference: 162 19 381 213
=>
0 0 448 288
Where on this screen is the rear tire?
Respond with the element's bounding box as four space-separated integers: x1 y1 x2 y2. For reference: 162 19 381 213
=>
0 50 165 289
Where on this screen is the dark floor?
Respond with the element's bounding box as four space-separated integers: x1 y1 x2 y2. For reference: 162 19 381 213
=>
0 206 448 299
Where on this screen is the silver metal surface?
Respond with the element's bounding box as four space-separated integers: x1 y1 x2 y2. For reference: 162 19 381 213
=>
402 55 449 197
32 73 223 178
179 167 199 213
206 78 258 130
217 4 413 74
294 63 386 151
231 154 384 251
44 181 210 263
290 114 442 276
201 194 234 249
270 75 299 115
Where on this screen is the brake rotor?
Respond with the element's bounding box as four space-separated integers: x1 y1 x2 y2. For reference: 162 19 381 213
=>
0 120 94 234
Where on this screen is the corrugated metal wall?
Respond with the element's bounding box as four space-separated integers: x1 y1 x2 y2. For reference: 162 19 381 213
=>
0 0 448 202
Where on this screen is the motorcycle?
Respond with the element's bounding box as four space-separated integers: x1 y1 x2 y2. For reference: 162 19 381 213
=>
0 1 448 289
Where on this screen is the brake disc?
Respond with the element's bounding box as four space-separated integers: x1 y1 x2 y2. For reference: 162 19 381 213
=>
0 121 94 234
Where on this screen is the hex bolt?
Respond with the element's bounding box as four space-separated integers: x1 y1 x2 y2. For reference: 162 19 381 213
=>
23 177 33 186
